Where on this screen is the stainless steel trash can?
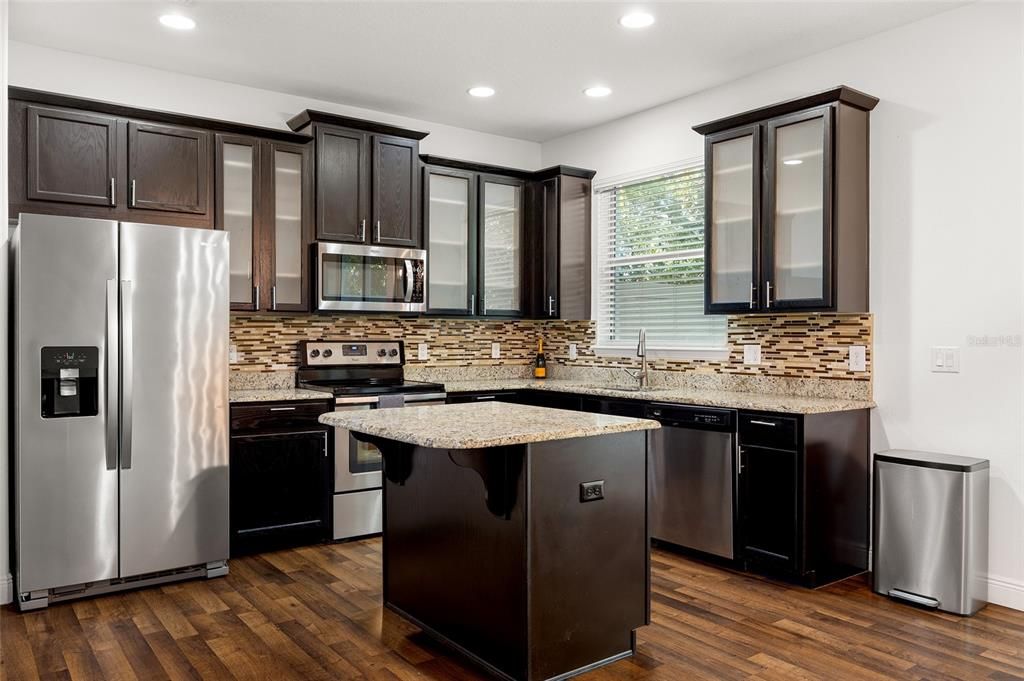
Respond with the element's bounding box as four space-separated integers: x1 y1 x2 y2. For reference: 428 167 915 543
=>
873 450 989 615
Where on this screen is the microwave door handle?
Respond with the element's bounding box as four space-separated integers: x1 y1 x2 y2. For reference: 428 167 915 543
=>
403 259 414 303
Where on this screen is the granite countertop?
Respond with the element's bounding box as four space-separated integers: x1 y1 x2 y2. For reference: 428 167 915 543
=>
229 388 332 404
319 401 660 449
440 379 876 415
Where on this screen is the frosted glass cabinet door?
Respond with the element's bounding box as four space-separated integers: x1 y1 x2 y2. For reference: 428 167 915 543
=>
218 136 258 310
706 126 759 313
480 177 524 316
271 146 305 309
766 108 832 309
425 168 475 314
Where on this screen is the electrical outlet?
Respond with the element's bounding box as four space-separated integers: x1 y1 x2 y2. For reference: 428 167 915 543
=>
568 343 578 361
931 346 960 373
743 344 761 365
579 480 605 503
417 343 429 361
491 342 501 359
228 345 239 364
849 345 866 372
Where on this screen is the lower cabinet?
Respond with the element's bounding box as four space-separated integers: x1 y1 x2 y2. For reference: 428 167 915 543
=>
738 444 799 573
229 400 333 556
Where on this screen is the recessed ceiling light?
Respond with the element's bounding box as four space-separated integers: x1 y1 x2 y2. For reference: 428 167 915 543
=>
467 86 496 98
159 13 196 30
619 11 655 29
584 86 613 98
783 159 804 166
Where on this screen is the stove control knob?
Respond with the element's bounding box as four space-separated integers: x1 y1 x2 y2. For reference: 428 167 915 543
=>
322 349 333 358
377 349 388 358
388 349 399 357
310 349 320 358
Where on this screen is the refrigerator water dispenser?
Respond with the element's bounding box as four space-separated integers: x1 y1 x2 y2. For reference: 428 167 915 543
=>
41 346 99 418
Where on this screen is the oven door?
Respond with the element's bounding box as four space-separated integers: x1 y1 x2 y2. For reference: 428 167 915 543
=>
317 242 426 313
334 398 384 493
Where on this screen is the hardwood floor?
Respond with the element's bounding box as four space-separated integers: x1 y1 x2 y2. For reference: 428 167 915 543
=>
2 539 1022 681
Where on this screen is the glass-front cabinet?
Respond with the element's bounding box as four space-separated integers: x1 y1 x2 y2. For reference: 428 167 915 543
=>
217 135 312 312
698 87 875 315
423 166 524 317
424 167 477 315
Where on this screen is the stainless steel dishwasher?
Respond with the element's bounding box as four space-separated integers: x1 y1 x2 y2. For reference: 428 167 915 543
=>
645 403 737 559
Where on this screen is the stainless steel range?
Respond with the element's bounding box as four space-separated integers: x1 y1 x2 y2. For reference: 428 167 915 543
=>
296 340 446 539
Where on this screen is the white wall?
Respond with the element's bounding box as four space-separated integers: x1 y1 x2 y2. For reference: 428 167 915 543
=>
544 2 1024 610
1 2 10 605
8 41 542 170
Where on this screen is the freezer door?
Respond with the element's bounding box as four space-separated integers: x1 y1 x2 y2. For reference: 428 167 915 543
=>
118 222 230 577
13 214 120 593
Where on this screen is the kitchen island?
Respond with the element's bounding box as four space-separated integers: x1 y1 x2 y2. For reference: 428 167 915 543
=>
321 402 660 681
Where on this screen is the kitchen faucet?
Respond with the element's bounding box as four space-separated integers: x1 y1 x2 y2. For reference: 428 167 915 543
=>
625 328 649 389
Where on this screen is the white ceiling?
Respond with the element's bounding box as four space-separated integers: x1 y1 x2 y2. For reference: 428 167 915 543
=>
10 1 958 141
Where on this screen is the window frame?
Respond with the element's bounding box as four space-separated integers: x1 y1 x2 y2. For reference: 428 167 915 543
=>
591 160 729 360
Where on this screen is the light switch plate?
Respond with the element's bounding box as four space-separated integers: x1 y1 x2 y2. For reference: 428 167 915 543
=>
228 345 239 364
849 345 866 372
931 346 960 373
568 343 578 361
417 343 429 361
743 344 761 365
491 342 501 359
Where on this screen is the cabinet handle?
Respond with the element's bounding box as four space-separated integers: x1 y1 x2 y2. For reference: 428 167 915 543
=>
110 178 116 207
475 395 497 401
374 220 381 243
737 446 745 475
749 282 755 309
269 406 296 412
548 295 556 316
271 285 277 311
749 419 777 427
359 219 367 242
470 293 476 315
254 285 260 309
766 281 773 308
130 179 137 207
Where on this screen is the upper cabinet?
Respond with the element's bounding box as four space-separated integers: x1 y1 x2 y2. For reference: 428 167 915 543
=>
695 86 877 314
216 134 313 313
8 88 308 231
287 110 427 248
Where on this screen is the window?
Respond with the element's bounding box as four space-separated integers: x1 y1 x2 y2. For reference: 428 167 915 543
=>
594 160 727 355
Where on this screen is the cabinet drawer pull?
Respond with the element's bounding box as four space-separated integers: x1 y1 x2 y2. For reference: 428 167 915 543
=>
271 285 277 311
110 178 116 206
130 179 137 207
254 285 260 309
749 419 777 427
548 295 556 316
475 395 497 401
269 407 297 412
470 293 476 315
766 280 773 308
359 219 367 242
374 221 381 243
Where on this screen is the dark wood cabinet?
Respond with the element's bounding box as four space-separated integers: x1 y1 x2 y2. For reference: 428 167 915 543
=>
479 174 526 317
127 121 211 215
424 166 477 315
216 134 313 313
288 110 428 247
529 168 594 320
25 105 118 207
315 126 370 243
9 88 309 230
372 135 420 246
739 444 800 572
696 86 877 314
229 399 333 556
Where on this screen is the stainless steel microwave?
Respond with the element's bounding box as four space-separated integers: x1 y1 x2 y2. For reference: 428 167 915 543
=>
315 242 426 313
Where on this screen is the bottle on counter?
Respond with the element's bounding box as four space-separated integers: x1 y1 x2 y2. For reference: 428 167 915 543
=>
534 338 547 379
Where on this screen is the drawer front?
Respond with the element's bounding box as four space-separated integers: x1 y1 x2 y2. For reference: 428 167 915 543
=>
446 391 518 404
230 401 331 433
739 413 798 450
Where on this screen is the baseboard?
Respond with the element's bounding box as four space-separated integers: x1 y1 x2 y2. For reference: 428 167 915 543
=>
1 572 12 605
988 574 1024 612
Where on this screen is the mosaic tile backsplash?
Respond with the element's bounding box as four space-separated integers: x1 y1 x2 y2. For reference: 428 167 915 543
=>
230 313 872 383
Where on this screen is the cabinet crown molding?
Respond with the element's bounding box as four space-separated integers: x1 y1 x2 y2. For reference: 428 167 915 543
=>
692 85 879 136
287 109 429 140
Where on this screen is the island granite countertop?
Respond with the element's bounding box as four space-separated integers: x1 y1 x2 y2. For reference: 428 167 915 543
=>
319 401 660 449
440 379 875 415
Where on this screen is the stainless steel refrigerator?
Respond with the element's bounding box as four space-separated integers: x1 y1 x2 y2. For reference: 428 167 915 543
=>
12 213 230 611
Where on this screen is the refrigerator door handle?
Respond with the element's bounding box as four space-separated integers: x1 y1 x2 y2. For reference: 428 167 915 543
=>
105 279 119 470
120 280 134 469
